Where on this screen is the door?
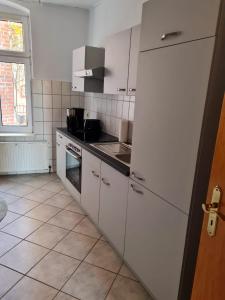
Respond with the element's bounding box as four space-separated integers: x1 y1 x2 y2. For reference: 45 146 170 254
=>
104 29 131 95
65 146 82 194
191 94 225 300
131 38 215 213
125 179 188 300
140 0 220 52
99 162 128 255
127 25 141 96
81 150 101 224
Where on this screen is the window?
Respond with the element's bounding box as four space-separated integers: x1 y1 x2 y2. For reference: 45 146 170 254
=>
0 14 32 133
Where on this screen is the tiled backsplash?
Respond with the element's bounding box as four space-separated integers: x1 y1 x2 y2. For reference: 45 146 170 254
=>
0 79 135 172
84 93 135 142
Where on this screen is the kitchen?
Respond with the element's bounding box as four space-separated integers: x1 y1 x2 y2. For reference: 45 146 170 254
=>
0 0 225 300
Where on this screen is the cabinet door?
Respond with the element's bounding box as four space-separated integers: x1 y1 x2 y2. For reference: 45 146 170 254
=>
131 38 215 213
125 180 187 300
72 76 84 92
140 0 220 52
104 29 131 95
99 162 128 255
81 150 101 224
128 25 141 96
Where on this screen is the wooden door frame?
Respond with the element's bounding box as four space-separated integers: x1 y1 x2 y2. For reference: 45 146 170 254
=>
178 1 225 299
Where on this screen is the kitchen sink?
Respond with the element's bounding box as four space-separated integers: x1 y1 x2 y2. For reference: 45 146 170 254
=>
91 142 132 166
115 153 131 164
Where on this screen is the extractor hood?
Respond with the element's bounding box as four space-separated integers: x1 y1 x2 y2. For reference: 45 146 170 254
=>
72 46 105 93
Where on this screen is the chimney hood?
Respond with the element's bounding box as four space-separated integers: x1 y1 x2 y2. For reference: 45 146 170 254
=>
72 46 105 93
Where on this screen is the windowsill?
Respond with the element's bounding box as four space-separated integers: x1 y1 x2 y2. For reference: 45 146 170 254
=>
0 133 34 137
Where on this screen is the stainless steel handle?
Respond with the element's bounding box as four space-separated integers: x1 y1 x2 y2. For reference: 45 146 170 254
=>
66 147 81 160
117 88 126 92
92 170 100 178
131 172 145 182
102 178 110 186
57 142 60 146
131 184 144 195
161 31 182 41
73 86 77 89
129 88 136 92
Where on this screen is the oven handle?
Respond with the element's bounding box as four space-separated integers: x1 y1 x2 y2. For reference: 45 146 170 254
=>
66 147 81 160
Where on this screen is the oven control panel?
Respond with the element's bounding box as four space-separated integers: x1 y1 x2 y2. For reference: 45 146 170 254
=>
67 143 81 155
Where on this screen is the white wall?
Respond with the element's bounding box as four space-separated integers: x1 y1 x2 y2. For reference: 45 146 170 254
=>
27 3 89 81
88 0 146 46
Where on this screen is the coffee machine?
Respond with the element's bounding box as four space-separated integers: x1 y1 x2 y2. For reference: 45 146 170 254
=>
67 108 84 134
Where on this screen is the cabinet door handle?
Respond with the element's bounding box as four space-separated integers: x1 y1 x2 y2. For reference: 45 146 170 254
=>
131 172 145 182
102 178 110 186
131 184 144 195
161 31 182 41
57 142 60 146
91 170 100 178
129 88 136 92
117 88 126 92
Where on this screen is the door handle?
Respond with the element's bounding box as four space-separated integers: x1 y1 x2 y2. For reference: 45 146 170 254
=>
91 170 99 178
102 178 110 186
131 172 145 182
117 88 126 92
202 186 224 237
131 184 144 195
129 88 136 92
161 31 182 41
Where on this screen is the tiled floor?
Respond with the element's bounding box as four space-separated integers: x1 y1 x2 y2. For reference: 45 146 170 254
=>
0 173 151 300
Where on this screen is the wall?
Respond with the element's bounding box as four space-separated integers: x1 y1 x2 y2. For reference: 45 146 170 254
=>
88 0 146 46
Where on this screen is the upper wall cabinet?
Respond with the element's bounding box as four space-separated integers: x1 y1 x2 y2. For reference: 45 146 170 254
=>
104 25 141 95
140 0 221 52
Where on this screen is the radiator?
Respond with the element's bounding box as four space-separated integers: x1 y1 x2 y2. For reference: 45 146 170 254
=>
0 142 49 174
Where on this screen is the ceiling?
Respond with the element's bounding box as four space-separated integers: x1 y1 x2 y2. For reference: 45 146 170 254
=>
16 0 101 9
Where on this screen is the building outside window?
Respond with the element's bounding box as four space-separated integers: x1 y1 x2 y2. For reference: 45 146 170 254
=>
0 14 32 133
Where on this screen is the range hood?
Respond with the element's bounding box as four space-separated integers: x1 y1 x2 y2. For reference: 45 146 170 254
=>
72 46 105 93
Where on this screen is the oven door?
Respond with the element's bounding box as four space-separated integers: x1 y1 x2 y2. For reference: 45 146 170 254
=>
66 147 81 193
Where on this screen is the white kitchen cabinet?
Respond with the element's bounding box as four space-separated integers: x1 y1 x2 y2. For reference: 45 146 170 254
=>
124 180 188 300
104 29 131 95
128 25 141 96
131 38 215 213
81 149 101 224
140 0 220 52
56 132 66 182
99 162 129 255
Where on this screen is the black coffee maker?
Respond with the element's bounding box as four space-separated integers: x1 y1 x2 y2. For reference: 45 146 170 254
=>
67 108 84 134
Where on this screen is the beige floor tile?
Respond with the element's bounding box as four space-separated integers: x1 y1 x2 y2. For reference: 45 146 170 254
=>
85 240 122 273
106 275 151 300
119 264 138 281
0 241 49 274
26 223 68 249
7 174 37 184
54 292 78 300
0 180 16 192
0 211 21 229
54 232 96 260
0 192 20 205
42 181 64 193
65 200 86 215
45 193 73 208
0 265 23 298
48 210 84 230
73 217 101 238
0 232 21 257
8 198 40 214
28 251 80 289
6 184 35 197
2 216 43 239
62 262 115 300
26 204 61 222
2 276 57 300
25 189 56 203
59 188 71 197
24 177 53 188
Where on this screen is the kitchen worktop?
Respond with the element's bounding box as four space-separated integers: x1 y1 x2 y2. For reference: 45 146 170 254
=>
57 128 130 176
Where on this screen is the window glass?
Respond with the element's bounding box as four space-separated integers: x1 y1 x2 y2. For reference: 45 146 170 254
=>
0 20 24 52
0 62 27 126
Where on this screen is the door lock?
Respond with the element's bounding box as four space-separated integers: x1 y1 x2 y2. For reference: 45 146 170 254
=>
202 186 224 237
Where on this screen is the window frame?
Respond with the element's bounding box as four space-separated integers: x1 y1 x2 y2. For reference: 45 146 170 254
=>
0 13 32 133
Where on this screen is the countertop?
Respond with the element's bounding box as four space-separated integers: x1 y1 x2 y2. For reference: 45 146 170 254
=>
57 128 130 176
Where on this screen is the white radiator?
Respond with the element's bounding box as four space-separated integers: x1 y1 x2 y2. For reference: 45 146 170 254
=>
0 142 49 174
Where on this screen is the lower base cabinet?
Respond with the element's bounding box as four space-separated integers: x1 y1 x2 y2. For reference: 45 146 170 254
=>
99 162 129 255
124 180 188 300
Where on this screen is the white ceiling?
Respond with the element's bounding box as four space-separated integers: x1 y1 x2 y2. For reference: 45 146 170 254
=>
17 0 101 9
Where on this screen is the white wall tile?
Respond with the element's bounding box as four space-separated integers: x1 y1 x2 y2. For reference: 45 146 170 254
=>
122 101 130 120
62 95 71 108
43 108 53 122
53 109 62 122
43 80 52 94
71 95 80 107
33 108 43 122
32 94 43 108
32 79 42 94
33 122 44 135
43 122 53 135
129 102 135 121
62 82 71 95
52 81 62 95
43 95 53 108
52 95 62 108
